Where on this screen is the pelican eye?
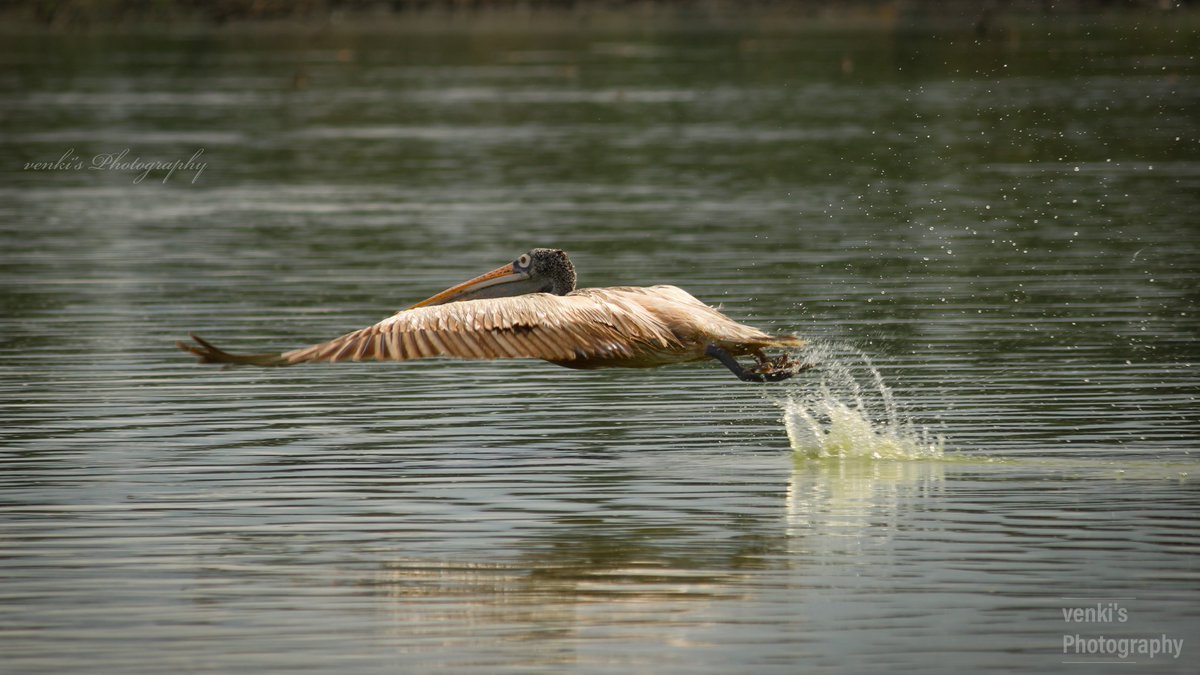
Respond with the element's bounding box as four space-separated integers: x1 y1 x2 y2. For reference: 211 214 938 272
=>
516 254 532 269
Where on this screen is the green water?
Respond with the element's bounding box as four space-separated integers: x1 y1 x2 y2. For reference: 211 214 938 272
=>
2 14 1198 673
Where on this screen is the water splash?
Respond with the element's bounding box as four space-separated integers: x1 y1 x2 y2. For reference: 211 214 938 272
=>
776 342 944 460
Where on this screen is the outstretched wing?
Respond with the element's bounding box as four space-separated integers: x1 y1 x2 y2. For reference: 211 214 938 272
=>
285 291 684 364
180 291 685 367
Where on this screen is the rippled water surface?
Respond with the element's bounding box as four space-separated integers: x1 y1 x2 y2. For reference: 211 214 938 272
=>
2 15 1199 673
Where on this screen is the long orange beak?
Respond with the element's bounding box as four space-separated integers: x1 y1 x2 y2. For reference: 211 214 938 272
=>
407 263 532 309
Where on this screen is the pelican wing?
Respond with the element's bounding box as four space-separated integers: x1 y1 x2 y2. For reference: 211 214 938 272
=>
278 289 684 365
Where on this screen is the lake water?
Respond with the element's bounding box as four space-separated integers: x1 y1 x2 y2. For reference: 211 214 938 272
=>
1 13 1198 673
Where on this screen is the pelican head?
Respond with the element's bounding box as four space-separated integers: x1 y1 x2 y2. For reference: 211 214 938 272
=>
409 248 577 309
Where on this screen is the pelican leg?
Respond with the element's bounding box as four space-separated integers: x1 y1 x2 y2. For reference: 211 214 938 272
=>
706 345 793 383
754 350 815 377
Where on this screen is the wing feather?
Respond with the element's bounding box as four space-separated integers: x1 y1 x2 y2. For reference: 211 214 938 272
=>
329 340 354 363
437 329 473 359
414 330 437 357
460 331 491 360
490 330 522 358
353 330 375 361
424 330 450 357
400 331 420 359
386 328 402 359
276 291 684 366
521 326 567 361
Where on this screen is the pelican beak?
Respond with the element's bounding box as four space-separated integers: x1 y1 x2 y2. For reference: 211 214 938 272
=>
408 263 541 309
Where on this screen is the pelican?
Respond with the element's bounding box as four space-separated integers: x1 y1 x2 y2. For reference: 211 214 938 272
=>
177 248 808 382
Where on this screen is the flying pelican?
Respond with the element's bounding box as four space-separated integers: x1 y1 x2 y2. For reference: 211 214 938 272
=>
177 248 808 382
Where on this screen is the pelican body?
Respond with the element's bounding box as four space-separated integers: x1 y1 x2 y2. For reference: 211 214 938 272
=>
178 248 808 382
